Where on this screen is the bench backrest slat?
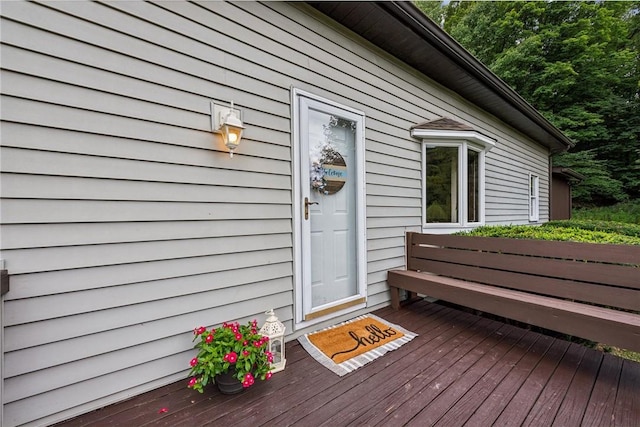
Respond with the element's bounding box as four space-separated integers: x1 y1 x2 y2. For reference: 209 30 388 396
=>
406 232 640 312
409 232 640 265
411 245 640 290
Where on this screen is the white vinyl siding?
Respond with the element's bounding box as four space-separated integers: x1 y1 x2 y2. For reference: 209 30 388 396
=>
0 1 552 425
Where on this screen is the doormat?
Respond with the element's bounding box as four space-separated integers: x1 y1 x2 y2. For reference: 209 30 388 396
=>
297 314 417 376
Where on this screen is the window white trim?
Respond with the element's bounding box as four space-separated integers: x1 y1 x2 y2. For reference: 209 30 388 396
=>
529 173 540 222
412 128 495 151
420 138 490 231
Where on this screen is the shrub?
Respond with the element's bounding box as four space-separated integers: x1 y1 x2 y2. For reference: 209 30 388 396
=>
459 223 640 245
573 200 640 224
545 220 640 238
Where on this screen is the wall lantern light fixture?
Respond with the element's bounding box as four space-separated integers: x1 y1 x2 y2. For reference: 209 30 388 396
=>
211 101 244 158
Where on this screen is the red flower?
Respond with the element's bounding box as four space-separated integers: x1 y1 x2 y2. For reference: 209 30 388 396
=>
235 333 242 341
242 372 255 388
205 334 213 344
188 377 198 388
265 372 273 380
224 351 238 363
190 357 198 367
194 326 206 335
242 350 250 357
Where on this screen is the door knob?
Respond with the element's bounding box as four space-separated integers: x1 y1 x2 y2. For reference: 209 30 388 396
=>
304 197 319 220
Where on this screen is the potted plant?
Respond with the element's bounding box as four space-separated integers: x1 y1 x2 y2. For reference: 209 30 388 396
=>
187 319 274 394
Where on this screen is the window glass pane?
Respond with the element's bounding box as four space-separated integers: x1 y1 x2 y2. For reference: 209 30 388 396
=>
529 174 539 221
467 149 479 222
530 175 536 197
426 146 458 223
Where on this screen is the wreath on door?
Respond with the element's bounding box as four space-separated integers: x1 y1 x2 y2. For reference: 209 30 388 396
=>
310 146 347 195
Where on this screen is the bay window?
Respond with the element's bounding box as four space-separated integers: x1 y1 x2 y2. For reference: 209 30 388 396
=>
423 142 484 227
411 118 495 231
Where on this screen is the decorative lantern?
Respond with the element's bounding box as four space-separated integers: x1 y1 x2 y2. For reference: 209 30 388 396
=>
259 309 286 373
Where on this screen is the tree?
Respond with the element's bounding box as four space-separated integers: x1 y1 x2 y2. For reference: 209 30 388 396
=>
554 151 627 207
416 1 640 203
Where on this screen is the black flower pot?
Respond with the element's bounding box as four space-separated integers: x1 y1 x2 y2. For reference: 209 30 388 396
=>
214 368 244 395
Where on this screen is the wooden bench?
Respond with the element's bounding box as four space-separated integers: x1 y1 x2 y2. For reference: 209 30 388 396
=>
387 232 640 353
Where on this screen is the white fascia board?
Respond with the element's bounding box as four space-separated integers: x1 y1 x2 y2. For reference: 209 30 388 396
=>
411 129 496 151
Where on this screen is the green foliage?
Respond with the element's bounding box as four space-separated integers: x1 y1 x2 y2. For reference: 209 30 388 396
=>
573 200 640 224
416 0 640 202
601 346 640 363
546 219 640 237
553 150 627 206
414 1 447 26
458 222 640 245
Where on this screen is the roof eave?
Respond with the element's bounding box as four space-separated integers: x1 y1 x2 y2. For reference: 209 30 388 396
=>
306 1 574 154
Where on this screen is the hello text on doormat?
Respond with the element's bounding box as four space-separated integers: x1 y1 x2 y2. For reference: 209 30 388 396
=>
298 314 417 376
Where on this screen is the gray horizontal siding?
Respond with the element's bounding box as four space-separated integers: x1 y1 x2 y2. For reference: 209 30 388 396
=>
0 1 553 425
2 1 298 424
6 247 292 300
2 199 291 224
1 219 292 250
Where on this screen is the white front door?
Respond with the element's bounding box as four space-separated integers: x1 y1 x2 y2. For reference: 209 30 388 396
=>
294 91 366 326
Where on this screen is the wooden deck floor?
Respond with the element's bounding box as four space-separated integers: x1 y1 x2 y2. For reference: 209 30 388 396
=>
57 300 640 426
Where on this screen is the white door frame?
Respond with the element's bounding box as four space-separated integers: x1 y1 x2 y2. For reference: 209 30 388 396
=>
292 88 367 329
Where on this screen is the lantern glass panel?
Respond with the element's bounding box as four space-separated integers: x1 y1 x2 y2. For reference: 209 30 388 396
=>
272 339 282 364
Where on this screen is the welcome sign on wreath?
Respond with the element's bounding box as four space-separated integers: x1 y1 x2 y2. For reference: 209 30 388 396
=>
311 146 347 195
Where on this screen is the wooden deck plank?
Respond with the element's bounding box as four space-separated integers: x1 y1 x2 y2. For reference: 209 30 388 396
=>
322 316 502 427
458 333 556 426
168 301 450 427
404 324 529 426
493 339 571 426
615 360 640 427
386 322 516 426
433 325 540 426
551 348 603 427
373 317 505 427
270 303 478 426
156 343 336 426
53 300 640 427
582 353 623 427
61 380 187 426
521 343 587 426
258 302 452 426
